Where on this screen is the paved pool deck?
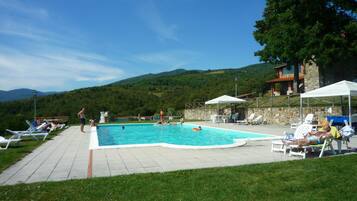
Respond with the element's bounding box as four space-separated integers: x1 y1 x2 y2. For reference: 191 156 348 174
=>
0 123 356 186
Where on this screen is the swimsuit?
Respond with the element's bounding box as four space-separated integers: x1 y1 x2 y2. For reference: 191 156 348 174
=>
307 135 320 144
80 118 85 125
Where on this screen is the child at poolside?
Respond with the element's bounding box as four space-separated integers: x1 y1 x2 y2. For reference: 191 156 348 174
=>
89 119 96 127
77 107 86 133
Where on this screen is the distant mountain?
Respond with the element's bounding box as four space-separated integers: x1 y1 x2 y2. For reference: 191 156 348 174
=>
0 88 57 102
112 69 202 85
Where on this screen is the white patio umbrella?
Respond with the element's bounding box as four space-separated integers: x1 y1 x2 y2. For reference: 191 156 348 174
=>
300 80 357 125
205 95 246 105
205 95 246 116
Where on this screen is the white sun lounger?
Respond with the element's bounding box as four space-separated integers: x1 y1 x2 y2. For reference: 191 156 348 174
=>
48 122 66 132
237 113 255 124
288 137 335 159
25 120 48 132
271 124 313 154
7 120 49 135
251 115 263 125
287 120 335 159
6 129 49 141
0 136 21 150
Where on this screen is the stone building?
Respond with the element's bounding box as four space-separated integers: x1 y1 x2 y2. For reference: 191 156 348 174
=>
305 59 357 91
266 63 304 95
267 60 357 94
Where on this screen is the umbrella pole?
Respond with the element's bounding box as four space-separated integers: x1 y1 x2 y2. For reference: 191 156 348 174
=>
348 95 352 126
300 96 303 122
217 103 219 124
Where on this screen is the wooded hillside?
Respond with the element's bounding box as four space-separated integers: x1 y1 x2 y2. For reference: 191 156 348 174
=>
0 63 274 132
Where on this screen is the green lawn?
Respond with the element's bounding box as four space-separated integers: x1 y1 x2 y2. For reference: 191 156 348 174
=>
0 154 356 201
0 129 65 173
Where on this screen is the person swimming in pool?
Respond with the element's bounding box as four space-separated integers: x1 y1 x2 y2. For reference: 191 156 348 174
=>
192 126 202 131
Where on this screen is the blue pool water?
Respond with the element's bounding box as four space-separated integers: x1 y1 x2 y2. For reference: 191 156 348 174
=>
96 124 273 147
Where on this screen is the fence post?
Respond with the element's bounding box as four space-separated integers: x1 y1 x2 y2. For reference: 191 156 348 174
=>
271 95 273 108
332 97 334 107
256 97 259 108
340 96 343 115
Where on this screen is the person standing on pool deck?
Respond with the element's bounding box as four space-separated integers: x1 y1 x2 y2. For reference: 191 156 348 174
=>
160 109 164 123
77 108 86 133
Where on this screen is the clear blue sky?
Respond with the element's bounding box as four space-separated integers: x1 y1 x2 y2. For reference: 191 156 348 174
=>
0 0 266 91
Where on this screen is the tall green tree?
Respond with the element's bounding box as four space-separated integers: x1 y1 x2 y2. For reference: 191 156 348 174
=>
254 0 357 93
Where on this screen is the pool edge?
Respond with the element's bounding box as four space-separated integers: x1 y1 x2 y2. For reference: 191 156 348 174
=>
89 123 282 150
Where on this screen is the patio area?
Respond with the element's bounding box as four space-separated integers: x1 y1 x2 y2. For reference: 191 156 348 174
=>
0 123 355 186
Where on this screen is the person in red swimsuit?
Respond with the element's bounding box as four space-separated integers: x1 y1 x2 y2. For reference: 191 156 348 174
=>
160 109 164 123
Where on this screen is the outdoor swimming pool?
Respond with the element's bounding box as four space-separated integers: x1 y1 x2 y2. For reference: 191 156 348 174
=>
90 123 274 149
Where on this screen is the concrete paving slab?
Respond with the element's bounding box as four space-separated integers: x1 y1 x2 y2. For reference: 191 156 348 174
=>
110 168 129 176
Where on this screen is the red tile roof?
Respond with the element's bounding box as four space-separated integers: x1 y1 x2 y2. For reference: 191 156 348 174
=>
266 76 304 83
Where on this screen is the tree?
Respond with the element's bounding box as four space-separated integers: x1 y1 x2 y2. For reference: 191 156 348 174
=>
302 0 357 70
254 0 357 93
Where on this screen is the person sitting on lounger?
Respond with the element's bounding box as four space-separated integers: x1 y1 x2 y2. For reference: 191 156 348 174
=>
287 120 336 146
319 120 341 140
287 131 329 146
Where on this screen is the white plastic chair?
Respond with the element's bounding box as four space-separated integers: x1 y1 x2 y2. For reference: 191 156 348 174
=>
272 124 313 154
237 113 255 124
337 120 355 153
251 115 263 125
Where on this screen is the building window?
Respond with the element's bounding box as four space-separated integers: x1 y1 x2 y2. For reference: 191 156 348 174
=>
282 65 301 75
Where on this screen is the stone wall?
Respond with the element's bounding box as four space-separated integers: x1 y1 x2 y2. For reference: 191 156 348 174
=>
304 61 320 92
184 108 219 120
247 106 342 125
184 106 342 125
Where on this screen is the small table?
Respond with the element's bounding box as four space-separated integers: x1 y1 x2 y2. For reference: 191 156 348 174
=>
211 115 229 123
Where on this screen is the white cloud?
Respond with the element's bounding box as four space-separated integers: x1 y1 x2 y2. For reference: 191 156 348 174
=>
0 0 48 19
0 18 88 49
137 0 178 41
0 20 55 42
133 50 199 69
0 1 127 91
0 47 124 91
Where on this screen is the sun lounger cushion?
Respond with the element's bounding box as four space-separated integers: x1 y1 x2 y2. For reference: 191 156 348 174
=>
0 136 6 142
